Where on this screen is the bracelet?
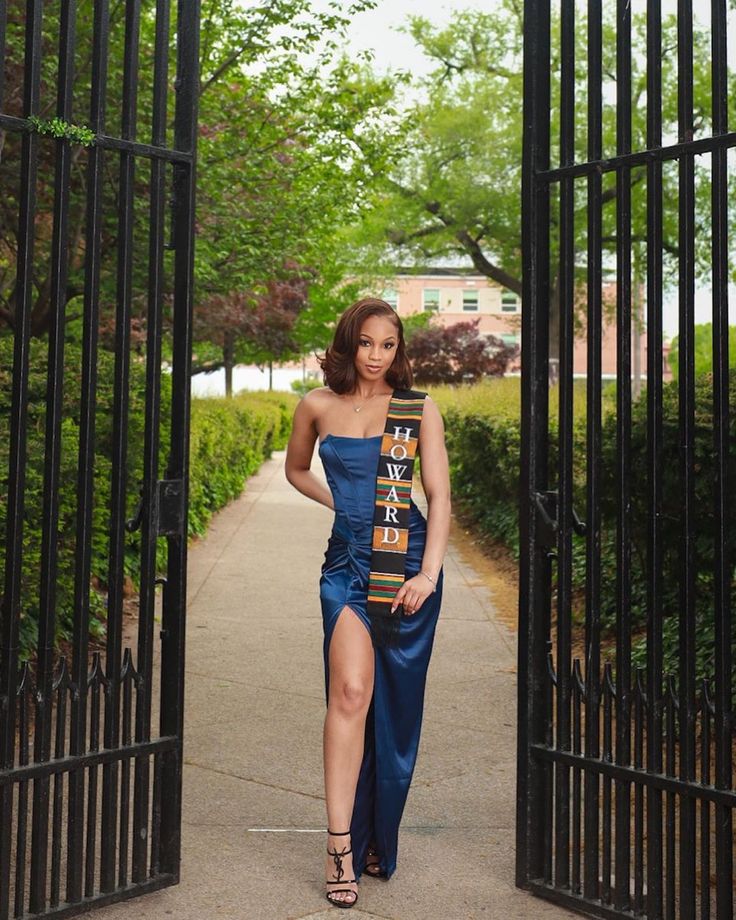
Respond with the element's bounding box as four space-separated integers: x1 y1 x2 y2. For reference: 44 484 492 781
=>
419 570 437 592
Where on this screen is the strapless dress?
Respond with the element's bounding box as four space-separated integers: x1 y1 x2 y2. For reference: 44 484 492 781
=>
318 433 444 880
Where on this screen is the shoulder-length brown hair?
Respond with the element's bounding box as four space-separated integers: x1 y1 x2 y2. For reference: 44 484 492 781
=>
317 297 413 394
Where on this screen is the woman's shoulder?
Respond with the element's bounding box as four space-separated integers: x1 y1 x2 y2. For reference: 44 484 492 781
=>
297 386 336 425
301 386 335 409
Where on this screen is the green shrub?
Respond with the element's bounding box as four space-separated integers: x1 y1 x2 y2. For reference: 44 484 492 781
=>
290 378 323 397
0 333 296 659
430 374 736 696
188 391 295 538
0 338 169 653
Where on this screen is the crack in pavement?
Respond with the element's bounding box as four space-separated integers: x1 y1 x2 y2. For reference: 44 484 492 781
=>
183 759 325 801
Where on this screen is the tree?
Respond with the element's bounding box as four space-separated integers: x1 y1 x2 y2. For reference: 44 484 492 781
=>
345 2 736 362
0 0 404 366
185 4 409 374
667 323 736 384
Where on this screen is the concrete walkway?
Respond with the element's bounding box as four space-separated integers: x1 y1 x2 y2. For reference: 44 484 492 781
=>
95 444 579 920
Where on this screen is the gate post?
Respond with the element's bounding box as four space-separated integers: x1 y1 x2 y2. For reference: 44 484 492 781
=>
158 0 201 880
516 0 552 889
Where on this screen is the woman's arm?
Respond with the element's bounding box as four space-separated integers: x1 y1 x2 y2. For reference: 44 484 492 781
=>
417 395 451 580
284 391 335 510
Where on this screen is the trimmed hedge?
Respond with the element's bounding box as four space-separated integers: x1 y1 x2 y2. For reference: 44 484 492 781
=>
0 335 296 658
188 391 294 538
431 374 736 696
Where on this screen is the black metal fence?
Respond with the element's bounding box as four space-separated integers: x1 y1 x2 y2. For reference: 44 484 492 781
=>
0 1 199 917
517 0 735 918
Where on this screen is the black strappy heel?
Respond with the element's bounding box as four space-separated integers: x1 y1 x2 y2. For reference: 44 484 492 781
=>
325 829 359 908
364 843 388 879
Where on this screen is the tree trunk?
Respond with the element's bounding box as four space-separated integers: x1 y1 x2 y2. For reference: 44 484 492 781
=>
268 359 273 391
223 331 234 398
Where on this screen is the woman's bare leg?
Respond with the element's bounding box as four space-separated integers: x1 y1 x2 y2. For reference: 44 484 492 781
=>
323 605 374 904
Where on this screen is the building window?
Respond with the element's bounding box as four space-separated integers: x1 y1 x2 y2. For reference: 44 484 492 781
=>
501 333 520 347
423 288 440 312
462 289 479 311
501 290 520 312
382 289 398 311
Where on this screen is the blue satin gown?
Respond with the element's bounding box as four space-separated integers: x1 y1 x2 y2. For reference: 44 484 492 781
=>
318 433 444 880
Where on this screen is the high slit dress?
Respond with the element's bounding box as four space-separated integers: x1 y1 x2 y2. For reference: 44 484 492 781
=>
318 433 444 880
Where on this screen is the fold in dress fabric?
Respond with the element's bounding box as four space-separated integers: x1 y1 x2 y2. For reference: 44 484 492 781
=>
318 433 444 880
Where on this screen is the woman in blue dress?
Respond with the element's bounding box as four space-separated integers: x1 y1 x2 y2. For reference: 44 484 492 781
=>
285 297 451 909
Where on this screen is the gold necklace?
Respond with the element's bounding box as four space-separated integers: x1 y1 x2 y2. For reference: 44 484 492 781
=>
349 390 387 413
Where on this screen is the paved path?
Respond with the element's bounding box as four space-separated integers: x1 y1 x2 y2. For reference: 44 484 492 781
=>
96 445 579 920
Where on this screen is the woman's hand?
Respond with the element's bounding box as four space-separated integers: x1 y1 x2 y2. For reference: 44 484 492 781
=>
391 574 435 616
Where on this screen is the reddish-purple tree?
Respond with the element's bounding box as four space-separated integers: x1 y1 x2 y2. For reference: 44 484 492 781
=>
406 318 518 385
192 263 312 394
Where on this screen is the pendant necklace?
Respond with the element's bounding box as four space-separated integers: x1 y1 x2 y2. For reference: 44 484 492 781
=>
350 390 386 413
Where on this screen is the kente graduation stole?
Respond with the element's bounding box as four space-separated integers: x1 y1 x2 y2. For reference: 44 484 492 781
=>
367 387 428 649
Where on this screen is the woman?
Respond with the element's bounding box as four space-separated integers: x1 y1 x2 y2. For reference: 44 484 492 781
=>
284 297 451 908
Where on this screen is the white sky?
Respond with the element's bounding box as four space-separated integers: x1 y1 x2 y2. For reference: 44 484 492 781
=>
339 0 734 75
335 0 495 75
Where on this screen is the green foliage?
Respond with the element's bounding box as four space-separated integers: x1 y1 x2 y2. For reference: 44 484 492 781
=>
188 392 296 538
346 2 736 340
190 3 406 366
431 376 736 697
430 376 594 423
667 323 736 382
27 115 96 146
291 378 324 397
0 336 295 658
2 1 406 372
442 406 523 553
0 338 170 654
400 309 433 341
608 369 736 691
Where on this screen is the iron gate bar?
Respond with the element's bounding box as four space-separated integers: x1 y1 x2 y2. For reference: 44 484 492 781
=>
0 737 180 786
30 0 77 910
159 0 200 881
101 0 143 896
0 4 5 108
0 0 44 915
537 132 736 181
710 0 734 916
67 0 110 901
556 0 576 892
676 2 697 915
584 0 603 904
0 112 194 164
614 0 633 911
133 0 170 886
645 0 665 916
516 0 552 890
78 0 112 902
530 746 736 809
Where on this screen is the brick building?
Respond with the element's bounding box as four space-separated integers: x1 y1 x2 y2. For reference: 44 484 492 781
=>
297 268 672 384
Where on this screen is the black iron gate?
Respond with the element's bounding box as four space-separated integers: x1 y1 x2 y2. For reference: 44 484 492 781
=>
0 1 199 916
517 1 735 918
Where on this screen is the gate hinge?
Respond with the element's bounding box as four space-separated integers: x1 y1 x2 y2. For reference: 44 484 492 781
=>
157 479 185 537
